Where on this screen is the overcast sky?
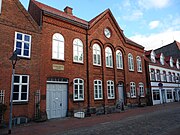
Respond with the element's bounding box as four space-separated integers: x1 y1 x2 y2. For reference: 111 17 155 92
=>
20 0 180 50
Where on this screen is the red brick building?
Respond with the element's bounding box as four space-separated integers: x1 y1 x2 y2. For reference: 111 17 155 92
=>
0 0 40 123
29 0 147 119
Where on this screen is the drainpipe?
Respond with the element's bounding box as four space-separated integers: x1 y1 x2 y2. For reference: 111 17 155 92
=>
86 28 91 116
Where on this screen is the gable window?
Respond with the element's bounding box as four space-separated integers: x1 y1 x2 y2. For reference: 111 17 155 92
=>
160 54 164 65
116 50 123 69
139 83 144 97
105 47 113 68
0 0 2 14
128 53 134 71
177 73 180 82
156 69 161 81
14 32 31 58
172 73 176 82
73 38 83 63
130 82 136 98
94 80 103 100
107 80 115 99
170 57 173 67
150 51 156 63
162 71 167 82
73 78 84 101
176 59 179 69
136 56 142 72
150 69 155 81
13 75 29 102
52 33 64 60
93 44 101 66
168 72 172 82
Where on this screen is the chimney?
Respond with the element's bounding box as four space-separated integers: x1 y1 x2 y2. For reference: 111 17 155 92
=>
64 6 73 15
0 0 2 14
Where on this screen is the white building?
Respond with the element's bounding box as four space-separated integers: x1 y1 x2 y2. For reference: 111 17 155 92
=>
145 50 180 105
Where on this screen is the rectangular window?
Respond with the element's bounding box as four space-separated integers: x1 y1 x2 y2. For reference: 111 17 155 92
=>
162 71 167 82
150 69 155 81
156 70 161 81
153 90 160 100
73 78 84 101
107 80 115 99
167 90 172 99
130 82 136 98
139 83 144 97
94 80 103 100
13 75 29 102
168 72 172 82
14 32 31 58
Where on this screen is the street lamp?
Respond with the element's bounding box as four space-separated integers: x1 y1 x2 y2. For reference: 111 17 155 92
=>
8 50 19 134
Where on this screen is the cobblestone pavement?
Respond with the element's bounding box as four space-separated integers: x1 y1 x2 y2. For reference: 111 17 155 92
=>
1 102 180 135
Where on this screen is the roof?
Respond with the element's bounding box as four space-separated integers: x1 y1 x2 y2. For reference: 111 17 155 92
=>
175 40 180 50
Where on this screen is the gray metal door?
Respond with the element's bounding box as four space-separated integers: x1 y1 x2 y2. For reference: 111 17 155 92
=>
118 83 124 102
46 84 67 119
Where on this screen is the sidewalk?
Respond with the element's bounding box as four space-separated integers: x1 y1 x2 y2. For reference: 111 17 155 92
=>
1 102 180 135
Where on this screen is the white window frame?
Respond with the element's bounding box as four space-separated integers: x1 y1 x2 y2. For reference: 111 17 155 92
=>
160 54 164 65
136 56 142 72
130 82 136 98
139 83 144 97
14 32 31 58
153 90 160 100
150 69 155 81
107 80 115 99
73 38 83 63
94 80 103 100
13 74 29 102
170 57 173 67
73 78 84 101
166 90 172 99
0 0 2 14
93 44 101 66
105 47 113 68
156 70 161 81
128 53 134 71
52 33 64 60
176 59 179 69
116 50 123 69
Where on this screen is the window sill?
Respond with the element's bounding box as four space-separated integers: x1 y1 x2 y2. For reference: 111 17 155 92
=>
51 58 65 62
94 98 103 101
12 101 28 105
93 64 101 67
73 61 84 65
131 96 136 98
107 97 115 100
129 70 134 72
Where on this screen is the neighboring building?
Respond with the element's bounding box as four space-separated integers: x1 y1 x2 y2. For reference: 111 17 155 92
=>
155 40 180 60
0 0 40 123
145 50 180 105
29 0 147 119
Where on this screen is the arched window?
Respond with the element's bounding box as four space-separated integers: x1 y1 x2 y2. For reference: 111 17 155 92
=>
128 53 134 71
73 38 83 63
139 83 144 97
73 78 84 101
130 82 136 98
160 53 164 65
136 56 142 72
52 33 64 60
93 44 101 66
151 50 156 63
105 47 113 67
116 50 123 69
107 80 115 99
94 80 103 100
170 57 173 67
176 59 180 69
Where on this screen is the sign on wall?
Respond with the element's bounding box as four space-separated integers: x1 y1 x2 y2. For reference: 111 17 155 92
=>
52 64 64 71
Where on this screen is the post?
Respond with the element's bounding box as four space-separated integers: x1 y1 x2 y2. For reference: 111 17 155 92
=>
8 66 15 134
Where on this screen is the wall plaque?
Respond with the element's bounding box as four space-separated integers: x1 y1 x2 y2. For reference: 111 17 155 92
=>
53 64 64 71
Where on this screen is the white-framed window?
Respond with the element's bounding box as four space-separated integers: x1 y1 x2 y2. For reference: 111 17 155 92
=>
156 69 161 81
139 83 144 97
176 59 179 69
153 90 160 100
150 69 155 81
172 73 176 82
105 47 113 68
52 33 64 60
162 71 167 82
160 53 164 65
93 44 101 66
130 82 136 98
14 32 31 58
94 80 103 100
136 56 142 72
73 78 84 101
116 50 123 69
168 72 172 82
73 38 83 63
13 75 29 102
107 80 115 99
150 50 156 63
166 90 172 99
128 53 134 71
170 57 173 67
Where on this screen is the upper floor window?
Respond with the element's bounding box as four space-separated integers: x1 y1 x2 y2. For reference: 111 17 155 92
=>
168 72 172 82
105 47 113 68
73 78 84 101
107 80 115 99
116 50 123 69
136 56 142 72
156 69 161 81
162 71 167 82
139 83 144 97
170 57 173 67
150 50 156 63
14 32 31 58
172 73 176 82
176 59 180 69
13 75 29 102
128 53 134 71
52 33 64 60
160 53 164 65
150 69 155 81
94 80 103 100
130 82 136 98
73 38 83 63
177 73 180 82
93 44 101 66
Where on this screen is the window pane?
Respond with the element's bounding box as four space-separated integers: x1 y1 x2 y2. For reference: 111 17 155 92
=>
14 76 20 83
21 93 27 100
24 35 30 42
17 33 22 40
22 76 27 83
13 93 19 100
22 85 27 92
14 85 19 92
16 41 22 48
16 48 22 55
24 50 29 56
24 43 29 49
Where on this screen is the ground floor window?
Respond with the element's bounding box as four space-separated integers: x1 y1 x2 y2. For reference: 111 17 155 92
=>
153 90 160 100
107 80 115 99
73 78 84 101
167 90 172 99
94 80 103 100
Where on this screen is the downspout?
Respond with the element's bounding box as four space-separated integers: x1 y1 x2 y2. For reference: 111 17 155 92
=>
86 27 91 116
